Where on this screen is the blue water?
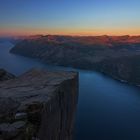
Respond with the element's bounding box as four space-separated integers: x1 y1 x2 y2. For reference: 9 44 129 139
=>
0 42 140 140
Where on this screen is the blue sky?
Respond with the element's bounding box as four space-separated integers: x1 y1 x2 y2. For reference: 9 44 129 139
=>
0 0 140 35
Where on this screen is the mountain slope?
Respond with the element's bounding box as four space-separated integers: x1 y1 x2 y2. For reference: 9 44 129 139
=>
10 35 140 85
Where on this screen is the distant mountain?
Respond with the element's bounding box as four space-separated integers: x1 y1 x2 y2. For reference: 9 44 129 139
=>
0 37 22 44
10 35 140 85
0 37 12 43
0 35 43 44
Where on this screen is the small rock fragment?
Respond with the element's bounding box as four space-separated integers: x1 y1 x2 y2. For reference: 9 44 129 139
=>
15 112 27 120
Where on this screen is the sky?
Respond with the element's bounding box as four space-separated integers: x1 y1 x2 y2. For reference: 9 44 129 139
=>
0 0 140 36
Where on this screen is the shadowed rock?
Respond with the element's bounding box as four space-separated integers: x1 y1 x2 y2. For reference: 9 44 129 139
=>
0 69 79 140
0 69 15 81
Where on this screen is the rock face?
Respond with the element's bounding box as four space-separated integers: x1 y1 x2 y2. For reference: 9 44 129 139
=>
98 55 140 85
10 35 140 85
0 69 79 140
0 69 15 81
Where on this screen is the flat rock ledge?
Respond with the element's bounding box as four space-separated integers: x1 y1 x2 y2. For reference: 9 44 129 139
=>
0 69 78 140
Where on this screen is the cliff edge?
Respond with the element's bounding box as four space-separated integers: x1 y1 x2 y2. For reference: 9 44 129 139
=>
0 69 79 140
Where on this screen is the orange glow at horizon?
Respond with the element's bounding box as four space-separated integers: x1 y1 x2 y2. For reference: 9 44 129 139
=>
0 27 140 36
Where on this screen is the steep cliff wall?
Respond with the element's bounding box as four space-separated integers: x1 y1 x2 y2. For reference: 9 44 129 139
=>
0 69 78 140
10 35 140 85
98 55 140 85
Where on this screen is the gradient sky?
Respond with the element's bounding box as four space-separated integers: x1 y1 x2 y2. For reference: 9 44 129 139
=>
0 0 140 36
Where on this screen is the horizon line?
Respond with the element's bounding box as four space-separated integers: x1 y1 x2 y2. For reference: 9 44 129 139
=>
1 34 140 38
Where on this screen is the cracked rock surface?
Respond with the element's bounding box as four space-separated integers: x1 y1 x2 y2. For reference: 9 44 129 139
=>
0 69 78 140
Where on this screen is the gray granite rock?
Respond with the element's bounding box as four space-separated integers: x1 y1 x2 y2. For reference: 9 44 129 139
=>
15 112 27 120
0 68 79 140
0 121 26 139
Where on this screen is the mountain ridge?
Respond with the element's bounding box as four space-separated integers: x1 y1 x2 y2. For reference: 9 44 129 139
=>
10 35 140 86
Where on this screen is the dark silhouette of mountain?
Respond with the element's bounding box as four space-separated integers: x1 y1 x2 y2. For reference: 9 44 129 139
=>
10 35 140 85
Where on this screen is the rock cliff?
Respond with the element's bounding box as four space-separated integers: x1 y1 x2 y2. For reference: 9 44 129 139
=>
0 69 79 140
10 35 140 85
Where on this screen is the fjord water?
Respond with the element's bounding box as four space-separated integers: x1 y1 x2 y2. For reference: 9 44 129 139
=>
0 42 140 140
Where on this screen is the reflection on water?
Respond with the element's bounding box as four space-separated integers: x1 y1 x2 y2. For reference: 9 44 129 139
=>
0 42 140 140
